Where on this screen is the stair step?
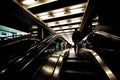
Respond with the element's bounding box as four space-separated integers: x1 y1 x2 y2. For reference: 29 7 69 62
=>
59 52 109 80
67 55 90 60
66 59 90 63
60 70 101 80
63 59 97 72
64 70 96 74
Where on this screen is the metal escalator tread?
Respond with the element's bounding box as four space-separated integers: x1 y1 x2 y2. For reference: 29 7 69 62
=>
61 70 100 80
63 60 97 72
58 53 109 80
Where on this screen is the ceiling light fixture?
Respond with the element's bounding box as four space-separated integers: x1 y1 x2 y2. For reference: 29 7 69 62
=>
52 24 80 30
18 0 57 8
47 17 82 27
36 3 86 20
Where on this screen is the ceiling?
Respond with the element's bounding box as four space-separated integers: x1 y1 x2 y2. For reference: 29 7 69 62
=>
0 0 120 44
13 0 91 45
0 0 99 45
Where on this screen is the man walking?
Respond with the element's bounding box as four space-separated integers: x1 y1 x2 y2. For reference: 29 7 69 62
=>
72 28 81 55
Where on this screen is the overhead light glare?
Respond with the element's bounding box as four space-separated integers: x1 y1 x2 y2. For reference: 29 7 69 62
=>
20 0 57 8
36 3 86 20
52 24 80 30
56 29 74 33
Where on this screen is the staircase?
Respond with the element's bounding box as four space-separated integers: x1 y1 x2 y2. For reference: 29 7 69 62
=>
58 49 109 80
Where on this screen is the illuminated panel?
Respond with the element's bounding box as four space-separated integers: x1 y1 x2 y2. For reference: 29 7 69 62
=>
18 0 58 8
36 3 86 20
92 22 99 26
52 24 80 31
56 29 74 33
32 31 38 33
0 25 28 37
46 17 82 27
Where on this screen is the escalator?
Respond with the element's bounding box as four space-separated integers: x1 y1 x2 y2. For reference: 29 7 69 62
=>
58 48 109 80
0 38 37 67
0 34 69 80
0 35 56 80
87 31 120 80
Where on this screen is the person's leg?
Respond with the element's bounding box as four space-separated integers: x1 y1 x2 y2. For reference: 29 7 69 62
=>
74 43 76 53
76 42 81 55
77 43 80 54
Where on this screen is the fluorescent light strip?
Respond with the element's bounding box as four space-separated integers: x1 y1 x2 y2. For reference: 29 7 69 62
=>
52 24 80 30
70 3 86 9
56 29 74 33
21 0 58 8
37 2 86 15
47 17 82 26
32 31 38 33
92 22 99 26
37 8 84 20
36 3 86 20
22 0 35 5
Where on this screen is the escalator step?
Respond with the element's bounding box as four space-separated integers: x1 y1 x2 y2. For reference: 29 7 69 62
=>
59 70 101 80
59 52 109 80
63 59 97 72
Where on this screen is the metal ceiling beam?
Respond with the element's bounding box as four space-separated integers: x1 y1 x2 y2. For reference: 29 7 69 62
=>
12 0 56 34
79 0 97 34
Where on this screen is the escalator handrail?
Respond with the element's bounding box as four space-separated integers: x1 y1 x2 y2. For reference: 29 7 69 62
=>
0 37 37 48
0 34 58 73
19 34 60 72
94 31 120 41
0 34 60 79
31 49 69 80
51 49 70 80
81 48 118 80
